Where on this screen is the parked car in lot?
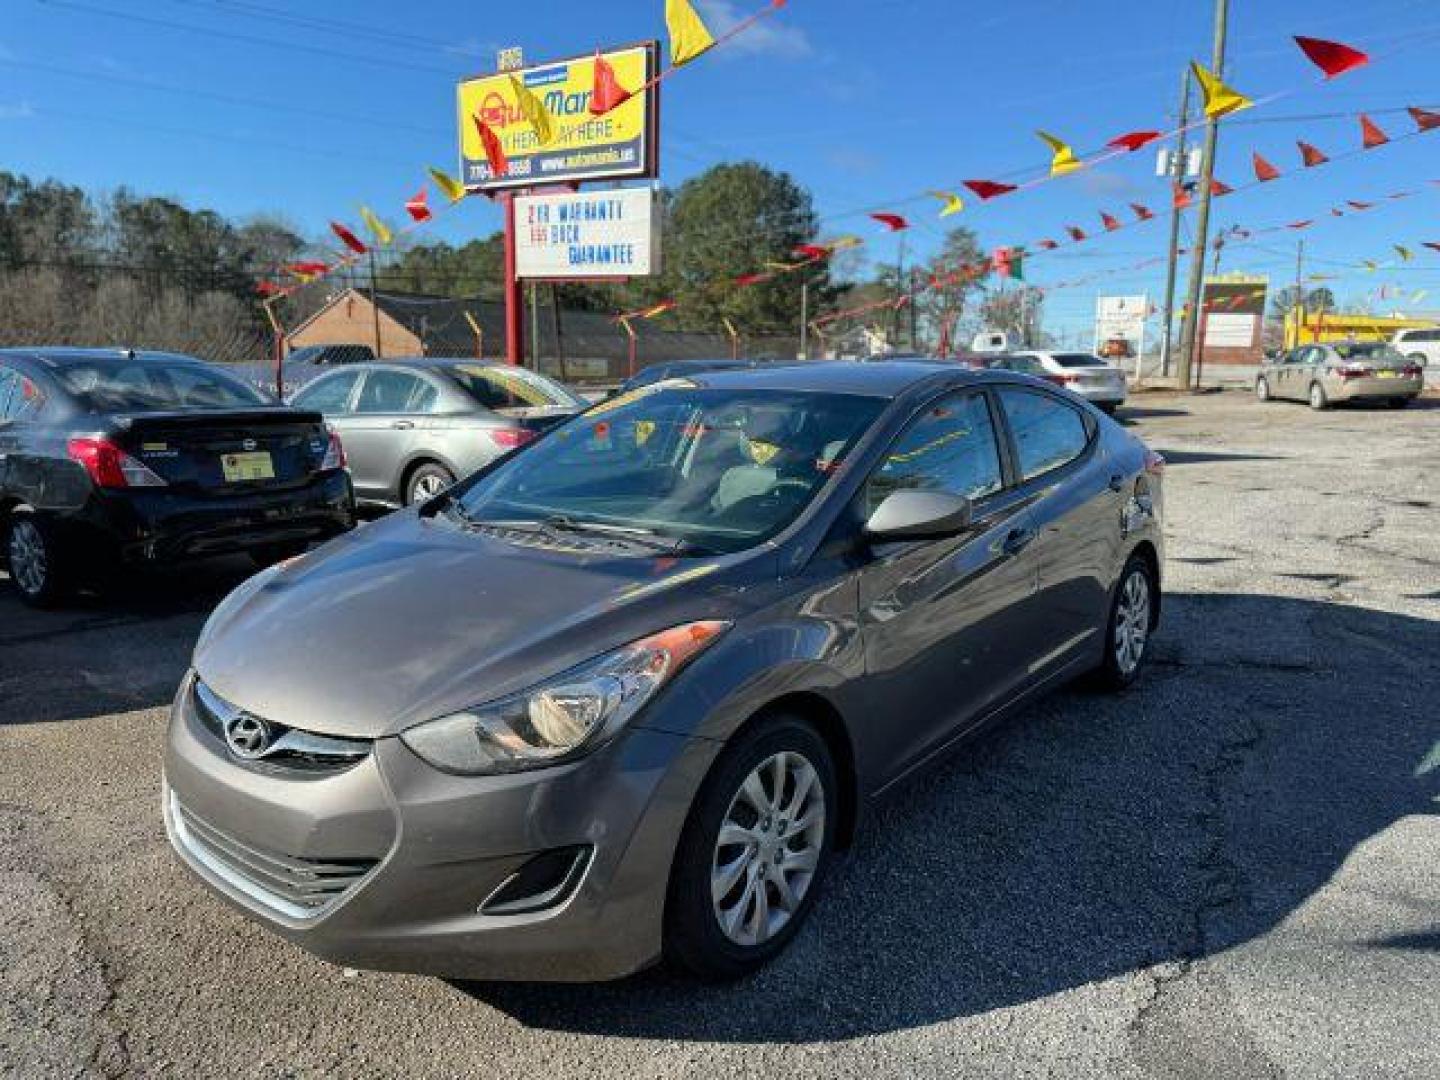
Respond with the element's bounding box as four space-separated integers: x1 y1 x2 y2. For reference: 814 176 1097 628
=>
1390 327 1440 369
165 361 1165 982
290 358 585 508
0 348 353 606
1255 341 1423 409
616 358 774 395
989 351 1128 413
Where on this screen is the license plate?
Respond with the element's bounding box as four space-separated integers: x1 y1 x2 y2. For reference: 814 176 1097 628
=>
221 450 274 482
1376 370 1396 379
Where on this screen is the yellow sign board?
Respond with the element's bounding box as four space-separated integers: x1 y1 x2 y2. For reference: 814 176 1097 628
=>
457 43 658 191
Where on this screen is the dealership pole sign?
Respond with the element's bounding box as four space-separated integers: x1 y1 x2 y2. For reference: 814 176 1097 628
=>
1094 295 1148 360
457 43 659 191
514 188 660 279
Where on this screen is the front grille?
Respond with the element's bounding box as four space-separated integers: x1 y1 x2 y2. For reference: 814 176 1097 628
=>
169 793 378 920
192 678 369 775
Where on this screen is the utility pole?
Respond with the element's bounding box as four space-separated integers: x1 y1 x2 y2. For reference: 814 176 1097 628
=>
893 234 907 347
908 268 918 349
1176 0 1231 391
1158 68 1193 378
1292 238 1306 349
799 279 809 359
367 248 383 359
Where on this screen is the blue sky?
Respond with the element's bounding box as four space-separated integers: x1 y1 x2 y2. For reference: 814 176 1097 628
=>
3 0 1439 339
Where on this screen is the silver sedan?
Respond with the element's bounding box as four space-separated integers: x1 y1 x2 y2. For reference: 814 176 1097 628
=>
1256 342 1423 410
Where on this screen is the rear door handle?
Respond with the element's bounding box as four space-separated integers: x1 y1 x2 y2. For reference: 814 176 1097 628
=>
1002 526 1036 556
391 419 415 430
1108 473 1126 492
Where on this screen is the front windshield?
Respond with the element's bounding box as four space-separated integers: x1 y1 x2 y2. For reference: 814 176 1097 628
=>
444 363 585 410
453 384 884 554
55 359 269 412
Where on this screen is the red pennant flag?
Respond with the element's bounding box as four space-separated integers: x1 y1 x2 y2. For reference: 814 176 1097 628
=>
255 280 283 296
1390 190 1416 199
1330 208 1345 217
285 261 329 277
1297 141 1328 167
1252 152 1281 182
1210 178 1233 196
1294 36 1369 79
1287 220 1314 230
330 221 367 255
589 50 633 115
472 115 509 176
1130 202 1154 222
1358 114 1389 150
792 243 830 260
734 272 771 287
405 189 432 222
1423 242 1440 253
1408 106 1440 132
1065 225 1087 242
1037 239 1059 250
1106 130 1161 152
1346 200 1374 211
963 179 1017 200
1100 212 1121 232
1172 183 1193 209
870 212 909 231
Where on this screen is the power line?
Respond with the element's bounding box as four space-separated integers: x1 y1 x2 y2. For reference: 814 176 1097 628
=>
169 0 488 58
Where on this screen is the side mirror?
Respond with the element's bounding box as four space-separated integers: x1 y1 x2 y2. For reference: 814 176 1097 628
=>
863 490 973 541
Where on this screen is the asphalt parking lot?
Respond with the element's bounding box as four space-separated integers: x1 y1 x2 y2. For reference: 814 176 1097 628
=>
2 390 1437 1079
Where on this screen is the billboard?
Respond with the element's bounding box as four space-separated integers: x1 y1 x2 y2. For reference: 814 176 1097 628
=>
457 43 659 191
514 188 660 279
1094 295 1148 359
1201 277 1268 350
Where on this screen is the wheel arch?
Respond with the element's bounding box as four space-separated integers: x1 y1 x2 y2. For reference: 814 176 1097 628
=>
397 454 458 503
1127 539 1162 630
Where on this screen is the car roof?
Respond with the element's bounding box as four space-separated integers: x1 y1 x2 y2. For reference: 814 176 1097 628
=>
0 347 210 368
684 360 983 398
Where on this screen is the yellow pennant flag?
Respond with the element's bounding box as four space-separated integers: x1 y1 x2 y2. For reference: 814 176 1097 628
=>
1191 62 1252 119
1412 290 1428 303
1361 260 1378 272
826 234 863 251
1036 131 1081 176
359 206 393 246
427 166 466 203
666 0 716 67
927 190 965 216
509 75 555 146
1394 244 1414 261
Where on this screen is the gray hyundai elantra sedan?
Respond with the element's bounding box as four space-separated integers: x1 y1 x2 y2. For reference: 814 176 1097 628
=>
163 361 1164 982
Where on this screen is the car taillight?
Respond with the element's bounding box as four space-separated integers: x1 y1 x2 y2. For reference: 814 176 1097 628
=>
320 427 346 470
1143 448 1166 476
66 437 167 489
1402 364 1423 378
1333 364 1372 379
488 427 536 450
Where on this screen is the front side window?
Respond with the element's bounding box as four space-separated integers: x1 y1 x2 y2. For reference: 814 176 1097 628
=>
293 371 361 413
998 387 1091 481
865 392 1003 514
355 371 431 414
454 386 883 554
0 368 17 419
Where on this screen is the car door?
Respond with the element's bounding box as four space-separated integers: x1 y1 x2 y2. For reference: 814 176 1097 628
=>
853 389 1041 786
993 385 1116 677
342 369 434 502
0 364 53 506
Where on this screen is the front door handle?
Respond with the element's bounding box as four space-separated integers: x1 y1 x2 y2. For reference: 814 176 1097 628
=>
1108 473 1126 492
1002 526 1036 556
391 419 415 430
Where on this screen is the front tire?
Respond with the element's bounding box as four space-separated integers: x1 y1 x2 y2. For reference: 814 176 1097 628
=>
405 462 455 506
5 513 71 608
1308 381 1329 411
1091 554 1156 691
665 717 836 981
1255 377 1271 402
1387 397 1410 410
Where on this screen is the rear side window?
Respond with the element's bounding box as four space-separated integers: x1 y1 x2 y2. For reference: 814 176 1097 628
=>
294 371 360 413
998 388 1091 481
865 392 1004 513
0 368 16 418
53 361 264 413
1053 353 1106 368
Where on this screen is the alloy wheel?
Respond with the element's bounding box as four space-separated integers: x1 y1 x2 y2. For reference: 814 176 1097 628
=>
8 520 48 597
413 473 447 500
1113 569 1151 676
1256 378 1269 402
711 751 826 948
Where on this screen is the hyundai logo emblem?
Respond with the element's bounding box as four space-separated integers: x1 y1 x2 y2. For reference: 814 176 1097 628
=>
224 712 274 759
241 438 258 451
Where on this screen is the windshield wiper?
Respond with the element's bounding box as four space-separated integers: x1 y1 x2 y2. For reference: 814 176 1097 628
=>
541 515 689 552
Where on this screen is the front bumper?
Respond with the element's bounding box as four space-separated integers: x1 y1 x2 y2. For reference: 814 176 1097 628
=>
162 673 721 982
1327 374 1423 402
76 470 355 564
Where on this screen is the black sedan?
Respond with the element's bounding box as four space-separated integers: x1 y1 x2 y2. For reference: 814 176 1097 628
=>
0 348 355 606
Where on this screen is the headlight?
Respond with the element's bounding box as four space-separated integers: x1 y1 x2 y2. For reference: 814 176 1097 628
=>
400 620 730 775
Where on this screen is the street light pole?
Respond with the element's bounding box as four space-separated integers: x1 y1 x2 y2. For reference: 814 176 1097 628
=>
1176 0 1231 392
1158 68 1192 378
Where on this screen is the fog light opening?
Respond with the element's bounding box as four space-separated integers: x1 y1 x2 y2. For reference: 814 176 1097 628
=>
479 845 592 917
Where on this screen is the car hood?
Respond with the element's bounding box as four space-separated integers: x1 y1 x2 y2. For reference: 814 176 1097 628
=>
194 511 770 739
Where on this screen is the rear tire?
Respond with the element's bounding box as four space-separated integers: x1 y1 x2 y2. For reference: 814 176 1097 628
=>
1387 397 1410 410
405 462 455 506
1097 403 1118 416
5 512 71 608
1090 553 1156 692
1308 381 1329 411
665 716 836 981
1255 377 1271 403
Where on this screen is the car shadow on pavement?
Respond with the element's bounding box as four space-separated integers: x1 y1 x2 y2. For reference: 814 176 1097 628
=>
1152 449 1285 466
0 558 253 725
461 592 1440 1043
